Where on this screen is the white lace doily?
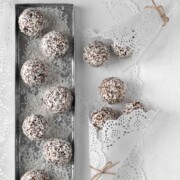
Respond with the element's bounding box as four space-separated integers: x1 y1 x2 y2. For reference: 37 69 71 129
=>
89 109 158 180
99 109 157 153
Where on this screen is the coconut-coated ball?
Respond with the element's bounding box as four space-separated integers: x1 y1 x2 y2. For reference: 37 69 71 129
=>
43 138 72 165
20 59 47 86
22 114 48 140
41 31 69 58
83 41 110 67
122 101 145 115
18 8 46 37
111 42 133 58
99 77 126 104
91 107 116 130
21 169 48 180
43 86 73 113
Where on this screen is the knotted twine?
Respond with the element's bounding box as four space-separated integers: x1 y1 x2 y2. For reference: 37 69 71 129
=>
90 161 119 180
145 0 169 26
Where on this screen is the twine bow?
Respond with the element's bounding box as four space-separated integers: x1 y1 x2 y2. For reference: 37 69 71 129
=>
90 161 119 180
145 0 169 26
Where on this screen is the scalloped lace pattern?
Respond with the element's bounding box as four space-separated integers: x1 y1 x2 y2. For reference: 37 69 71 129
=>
89 109 157 180
99 109 156 153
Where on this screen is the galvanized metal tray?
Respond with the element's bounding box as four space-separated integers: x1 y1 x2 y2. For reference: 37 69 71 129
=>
15 4 74 180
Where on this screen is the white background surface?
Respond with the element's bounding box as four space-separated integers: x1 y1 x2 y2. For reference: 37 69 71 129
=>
0 0 180 180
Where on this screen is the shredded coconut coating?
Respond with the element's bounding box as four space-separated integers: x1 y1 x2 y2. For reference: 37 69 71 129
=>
83 41 110 67
43 86 73 113
20 59 47 86
43 138 72 165
41 31 69 58
22 114 48 140
91 107 116 130
111 42 133 58
122 101 145 115
21 169 48 180
99 77 126 104
18 8 46 37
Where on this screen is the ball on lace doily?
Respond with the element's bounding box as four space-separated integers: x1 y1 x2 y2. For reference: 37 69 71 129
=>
41 31 69 58
122 101 146 115
43 86 73 113
111 42 133 58
18 8 46 37
43 138 72 165
83 41 110 67
22 114 48 140
91 107 116 130
99 77 126 104
20 59 47 86
21 169 48 180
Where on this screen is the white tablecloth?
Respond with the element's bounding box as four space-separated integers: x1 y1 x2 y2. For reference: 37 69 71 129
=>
139 5 180 180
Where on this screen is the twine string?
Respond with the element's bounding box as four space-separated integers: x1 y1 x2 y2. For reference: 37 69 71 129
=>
90 161 120 180
145 0 169 26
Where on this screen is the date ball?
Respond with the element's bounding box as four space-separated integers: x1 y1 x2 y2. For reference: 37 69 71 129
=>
43 87 73 113
22 114 48 140
21 169 48 180
83 41 110 67
91 107 116 130
111 42 133 58
122 101 146 115
41 31 69 58
99 77 126 104
20 59 47 86
18 8 46 37
43 138 72 165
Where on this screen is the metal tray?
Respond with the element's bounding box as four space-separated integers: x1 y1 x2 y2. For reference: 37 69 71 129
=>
15 4 74 180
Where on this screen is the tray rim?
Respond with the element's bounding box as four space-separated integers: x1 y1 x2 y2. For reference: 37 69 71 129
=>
15 4 75 180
